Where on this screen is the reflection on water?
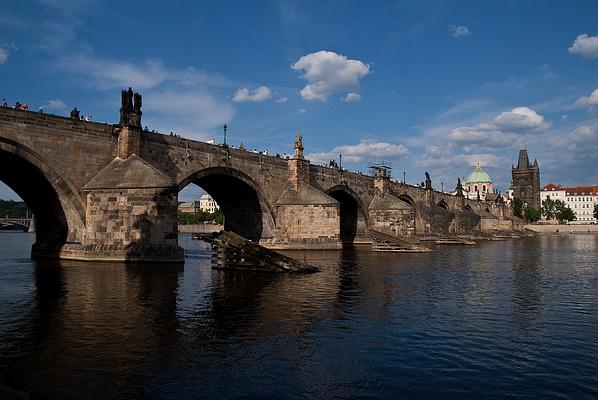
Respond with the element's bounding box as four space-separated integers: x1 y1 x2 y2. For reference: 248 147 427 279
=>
1 232 597 399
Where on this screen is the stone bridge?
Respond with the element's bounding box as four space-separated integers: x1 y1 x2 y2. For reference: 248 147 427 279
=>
0 90 516 262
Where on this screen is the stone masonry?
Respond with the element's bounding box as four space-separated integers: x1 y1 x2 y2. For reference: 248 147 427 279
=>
0 90 519 262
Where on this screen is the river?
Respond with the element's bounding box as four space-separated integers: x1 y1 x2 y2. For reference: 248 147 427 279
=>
1 232 597 399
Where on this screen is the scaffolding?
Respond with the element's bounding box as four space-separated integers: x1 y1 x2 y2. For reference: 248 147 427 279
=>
368 160 392 177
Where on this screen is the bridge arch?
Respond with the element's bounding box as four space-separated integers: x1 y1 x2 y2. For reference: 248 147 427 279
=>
397 194 415 207
178 167 276 241
0 138 86 253
324 185 369 246
437 200 450 210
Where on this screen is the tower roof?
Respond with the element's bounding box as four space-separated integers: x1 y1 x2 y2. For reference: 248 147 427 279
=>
516 149 529 169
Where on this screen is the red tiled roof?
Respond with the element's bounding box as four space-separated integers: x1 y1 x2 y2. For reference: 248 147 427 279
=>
541 183 563 191
564 186 598 196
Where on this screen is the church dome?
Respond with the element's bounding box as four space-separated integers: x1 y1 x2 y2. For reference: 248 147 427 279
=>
465 164 492 184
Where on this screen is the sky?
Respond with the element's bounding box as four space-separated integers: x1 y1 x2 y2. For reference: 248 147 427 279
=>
1 0 597 202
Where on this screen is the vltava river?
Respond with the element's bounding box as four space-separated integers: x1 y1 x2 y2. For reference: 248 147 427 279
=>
1 232 597 399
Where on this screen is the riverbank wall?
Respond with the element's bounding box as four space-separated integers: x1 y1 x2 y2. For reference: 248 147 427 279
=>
524 224 598 234
178 224 223 233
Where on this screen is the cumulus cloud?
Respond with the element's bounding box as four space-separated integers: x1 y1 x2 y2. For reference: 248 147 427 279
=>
574 88 598 109
449 25 471 37
568 34 598 59
291 50 370 101
306 139 408 164
342 92 361 102
42 99 66 110
551 124 598 152
447 107 549 152
493 107 548 130
232 86 272 102
0 48 8 64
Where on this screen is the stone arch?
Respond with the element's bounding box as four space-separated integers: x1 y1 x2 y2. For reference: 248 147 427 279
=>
325 185 369 245
437 200 450 210
464 204 473 211
397 194 416 207
0 138 86 255
178 166 276 241
485 207 491 213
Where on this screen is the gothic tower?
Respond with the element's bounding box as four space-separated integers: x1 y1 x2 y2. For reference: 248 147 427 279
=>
511 149 540 209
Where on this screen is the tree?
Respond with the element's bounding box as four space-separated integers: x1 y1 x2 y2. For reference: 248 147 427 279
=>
513 198 523 218
541 196 557 220
594 204 598 220
523 205 541 222
555 203 576 224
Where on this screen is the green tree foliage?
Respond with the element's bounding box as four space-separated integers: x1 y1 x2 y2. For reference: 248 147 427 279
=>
178 210 224 225
513 198 523 218
556 204 576 224
541 196 558 220
0 199 29 218
594 204 598 220
523 205 541 222
541 196 576 223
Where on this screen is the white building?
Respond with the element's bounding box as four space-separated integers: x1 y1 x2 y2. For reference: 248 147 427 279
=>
199 194 219 213
463 164 494 201
540 184 597 224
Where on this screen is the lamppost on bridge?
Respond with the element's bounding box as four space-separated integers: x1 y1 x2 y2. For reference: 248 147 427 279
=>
223 123 227 146
403 171 406 184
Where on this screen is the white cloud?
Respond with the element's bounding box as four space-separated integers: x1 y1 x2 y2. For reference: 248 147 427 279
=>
445 107 549 153
298 108 306 113
449 25 471 37
0 48 8 64
568 34 598 59
291 50 370 101
275 96 288 103
306 139 408 164
232 86 272 102
493 107 548 130
575 88 598 108
143 90 234 140
55 56 229 90
342 92 361 102
42 99 66 110
551 124 598 152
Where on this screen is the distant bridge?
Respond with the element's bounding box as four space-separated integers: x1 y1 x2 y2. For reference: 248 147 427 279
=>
0 217 33 230
0 89 518 262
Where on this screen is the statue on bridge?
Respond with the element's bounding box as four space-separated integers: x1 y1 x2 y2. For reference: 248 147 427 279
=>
119 87 142 127
456 177 464 197
424 171 432 190
294 133 304 159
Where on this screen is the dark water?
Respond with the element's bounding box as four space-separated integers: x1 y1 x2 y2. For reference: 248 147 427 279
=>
1 232 597 399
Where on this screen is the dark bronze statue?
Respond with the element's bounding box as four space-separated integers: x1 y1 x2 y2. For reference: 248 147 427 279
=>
119 87 142 127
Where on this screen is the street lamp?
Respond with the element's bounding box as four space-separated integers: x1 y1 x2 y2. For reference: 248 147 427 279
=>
223 123 227 146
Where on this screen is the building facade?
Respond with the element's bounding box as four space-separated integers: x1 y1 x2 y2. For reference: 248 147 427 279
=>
178 201 200 213
511 149 541 209
540 184 597 224
199 194 219 213
463 164 494 201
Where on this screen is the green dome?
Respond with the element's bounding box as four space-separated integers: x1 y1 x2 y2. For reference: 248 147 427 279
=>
465 164 492 184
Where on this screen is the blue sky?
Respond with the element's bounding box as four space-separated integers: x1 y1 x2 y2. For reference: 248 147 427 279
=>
1 0 597 201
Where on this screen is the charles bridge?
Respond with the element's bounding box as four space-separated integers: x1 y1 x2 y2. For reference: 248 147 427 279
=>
0 89 518 262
